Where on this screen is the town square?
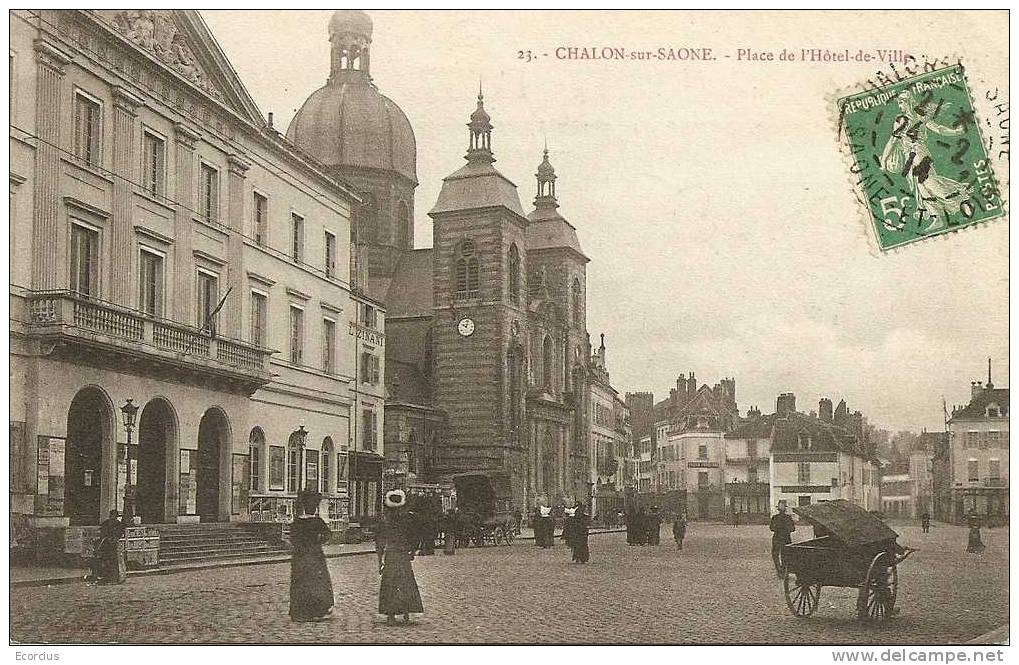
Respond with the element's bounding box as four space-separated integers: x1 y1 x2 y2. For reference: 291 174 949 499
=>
6 9 1010 651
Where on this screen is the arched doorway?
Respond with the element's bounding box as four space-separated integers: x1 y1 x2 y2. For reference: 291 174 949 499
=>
196 407 230 522
66 387 115 526
137 398 177 524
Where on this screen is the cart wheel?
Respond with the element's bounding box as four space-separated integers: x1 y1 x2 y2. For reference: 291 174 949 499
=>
783 572 821 617
505 525 515 544
857 551 898 621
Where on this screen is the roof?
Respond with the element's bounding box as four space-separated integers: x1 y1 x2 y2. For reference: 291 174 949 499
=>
287 79 417 183
384 249 434 318
727 411 863 456
525 215 589 261
950 387 1009 421
430 161 525 217
794 499 899 547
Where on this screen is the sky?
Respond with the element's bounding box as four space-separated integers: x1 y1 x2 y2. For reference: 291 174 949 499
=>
201 10 1009 433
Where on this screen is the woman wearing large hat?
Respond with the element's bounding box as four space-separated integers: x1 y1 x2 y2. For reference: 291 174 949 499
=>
289 491 335 622
376 489 424 625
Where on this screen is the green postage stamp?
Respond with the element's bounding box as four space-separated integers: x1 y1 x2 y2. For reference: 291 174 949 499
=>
839 64 1005 251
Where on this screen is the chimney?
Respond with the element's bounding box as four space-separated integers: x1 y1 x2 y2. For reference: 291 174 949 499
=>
776 393 796 416
688 372 697 396
971 381 984 400
599 333 606 365
677 373 686 393
986 357 994 390
819 398 833 422
267 111 274 129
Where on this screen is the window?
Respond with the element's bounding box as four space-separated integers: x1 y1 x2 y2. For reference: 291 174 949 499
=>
698 444 708 460
986 431 1002 448
69 223 99 297
141 131 165 196
250 290 267 347
73 92 102 166
747 440 758 459
361 351 380 384
748 466 758 483
305 449 319 493
199 163 219 223
322 319 336 373
287 441 300 492
967 459 979 482
697 471 709 488
966 431 979 448
324 231 336 279
289 306 304 365
197 270 219 334
508 244 520 305
336 452 348 490
249 428 265 492
988 458 1000 480
291 213 304 262
986 404 1000 417
138 249 163 316
455 239 479 299
798 433 811 450
797 462 811 484
360 303 377 329
321 438 334 494
362 408 377 451
572 278 582 326
252 192 268 246
542 336 554 388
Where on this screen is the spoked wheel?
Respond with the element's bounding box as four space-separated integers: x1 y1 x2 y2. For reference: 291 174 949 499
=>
504 524 516 545
783 571 822 617
857 551 898 621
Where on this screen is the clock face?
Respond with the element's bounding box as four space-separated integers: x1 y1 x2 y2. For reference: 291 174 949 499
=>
457 318 475 337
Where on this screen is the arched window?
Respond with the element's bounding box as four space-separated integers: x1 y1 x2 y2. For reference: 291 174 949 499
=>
397 201 410 249
542 335 554 389
455 239 480 299
321 437 334 495
286 431 301 493
572 278 582 327
249 427 265 493
508 244 520 305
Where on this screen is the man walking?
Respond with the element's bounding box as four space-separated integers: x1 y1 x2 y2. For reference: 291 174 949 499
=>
672 511 688 551
769 500 795 578
920 511 931 534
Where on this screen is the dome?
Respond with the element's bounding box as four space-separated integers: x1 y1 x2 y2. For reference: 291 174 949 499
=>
287 81 417 183
536 149 555 178
470 95 491 126
329 10 372 39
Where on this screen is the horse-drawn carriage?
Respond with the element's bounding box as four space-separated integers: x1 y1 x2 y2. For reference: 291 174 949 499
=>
448 472 516 547
781 499 916 621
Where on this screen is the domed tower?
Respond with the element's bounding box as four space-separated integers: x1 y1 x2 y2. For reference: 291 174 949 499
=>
287 10 417 282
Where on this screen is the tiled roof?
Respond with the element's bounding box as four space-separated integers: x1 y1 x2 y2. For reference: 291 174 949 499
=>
726 410 862 455
430 161 524 216
384 249 434 318
950 387 1009 421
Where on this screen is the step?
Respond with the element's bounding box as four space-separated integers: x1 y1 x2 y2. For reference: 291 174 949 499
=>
159 543 287 558
160 542 283 555
158 534 271 545
159 549 291 566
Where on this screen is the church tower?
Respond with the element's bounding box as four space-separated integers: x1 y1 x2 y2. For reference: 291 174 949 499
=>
287 11 418 285
428 91 530 504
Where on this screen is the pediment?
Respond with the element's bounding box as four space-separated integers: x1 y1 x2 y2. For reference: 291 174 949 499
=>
92 10 264 127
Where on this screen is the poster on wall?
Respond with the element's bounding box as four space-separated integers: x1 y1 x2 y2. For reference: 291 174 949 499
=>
268 445 285 490
231 454 248 516
178 449 193 515
46 438 65 515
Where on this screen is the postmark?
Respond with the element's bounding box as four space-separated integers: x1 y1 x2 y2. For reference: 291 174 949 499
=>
838 63 1005 251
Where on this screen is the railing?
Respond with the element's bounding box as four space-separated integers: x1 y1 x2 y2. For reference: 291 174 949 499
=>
24 290 271 379
725 455 768 464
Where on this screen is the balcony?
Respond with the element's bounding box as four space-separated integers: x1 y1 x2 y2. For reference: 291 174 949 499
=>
725 481 770 496
725 455 769 465
983 477 1007 488
24 290 273 393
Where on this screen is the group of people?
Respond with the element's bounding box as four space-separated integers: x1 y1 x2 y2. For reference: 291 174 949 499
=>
625 506 662 546
84 509 128 585
530 501 592 563
288 488 424 625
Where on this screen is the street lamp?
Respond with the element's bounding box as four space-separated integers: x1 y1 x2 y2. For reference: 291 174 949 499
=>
120 399 139 523
292 425 308 492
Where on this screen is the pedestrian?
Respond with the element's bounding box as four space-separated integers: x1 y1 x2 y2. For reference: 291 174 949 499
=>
920 511 931 534
732 508 741 528
377 489 424 626
537 504 554 547
418 508 436 556
634 506 648 545
512 508 523 535
86 509 126 585
672 511 688 550
561 506 577 550
441 509 457 555
647 506 662 545
770 500 795 578
570 503 591 563
289 490 335 622
966 510 986 554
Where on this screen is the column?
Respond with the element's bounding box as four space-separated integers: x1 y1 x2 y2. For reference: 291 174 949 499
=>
172 123 199 323
223 154 249 339
31 40 72 291
110 87 144 305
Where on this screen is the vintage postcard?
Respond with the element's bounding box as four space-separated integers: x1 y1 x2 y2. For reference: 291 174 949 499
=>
7 8 1009 655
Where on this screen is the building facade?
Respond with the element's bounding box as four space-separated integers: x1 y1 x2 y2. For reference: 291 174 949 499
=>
286 11 597 512
589 335 632 516
947 366 1008 525
10 10 382 556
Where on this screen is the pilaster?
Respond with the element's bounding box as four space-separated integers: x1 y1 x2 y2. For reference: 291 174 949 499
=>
109 86 144 304
223 154 250 338
172 123 200 322
31 39 72 291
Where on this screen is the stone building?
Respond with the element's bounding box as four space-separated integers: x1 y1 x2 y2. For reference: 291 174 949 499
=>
287 11 597 511
10 10 383 558
947 362 1009 525
589 335 632 516
727 393 880 512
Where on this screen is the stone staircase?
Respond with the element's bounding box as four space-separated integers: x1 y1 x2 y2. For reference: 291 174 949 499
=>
156 523 290 567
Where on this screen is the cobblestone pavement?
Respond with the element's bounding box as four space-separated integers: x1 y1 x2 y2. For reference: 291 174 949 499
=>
10 523 1007 645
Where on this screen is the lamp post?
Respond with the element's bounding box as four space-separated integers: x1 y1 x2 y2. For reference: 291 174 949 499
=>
120 399 139 524
292 425 308 492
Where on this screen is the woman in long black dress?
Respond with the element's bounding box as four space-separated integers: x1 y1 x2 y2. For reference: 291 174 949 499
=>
289 491 335 622
377 489 424 625
570 503 590 563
